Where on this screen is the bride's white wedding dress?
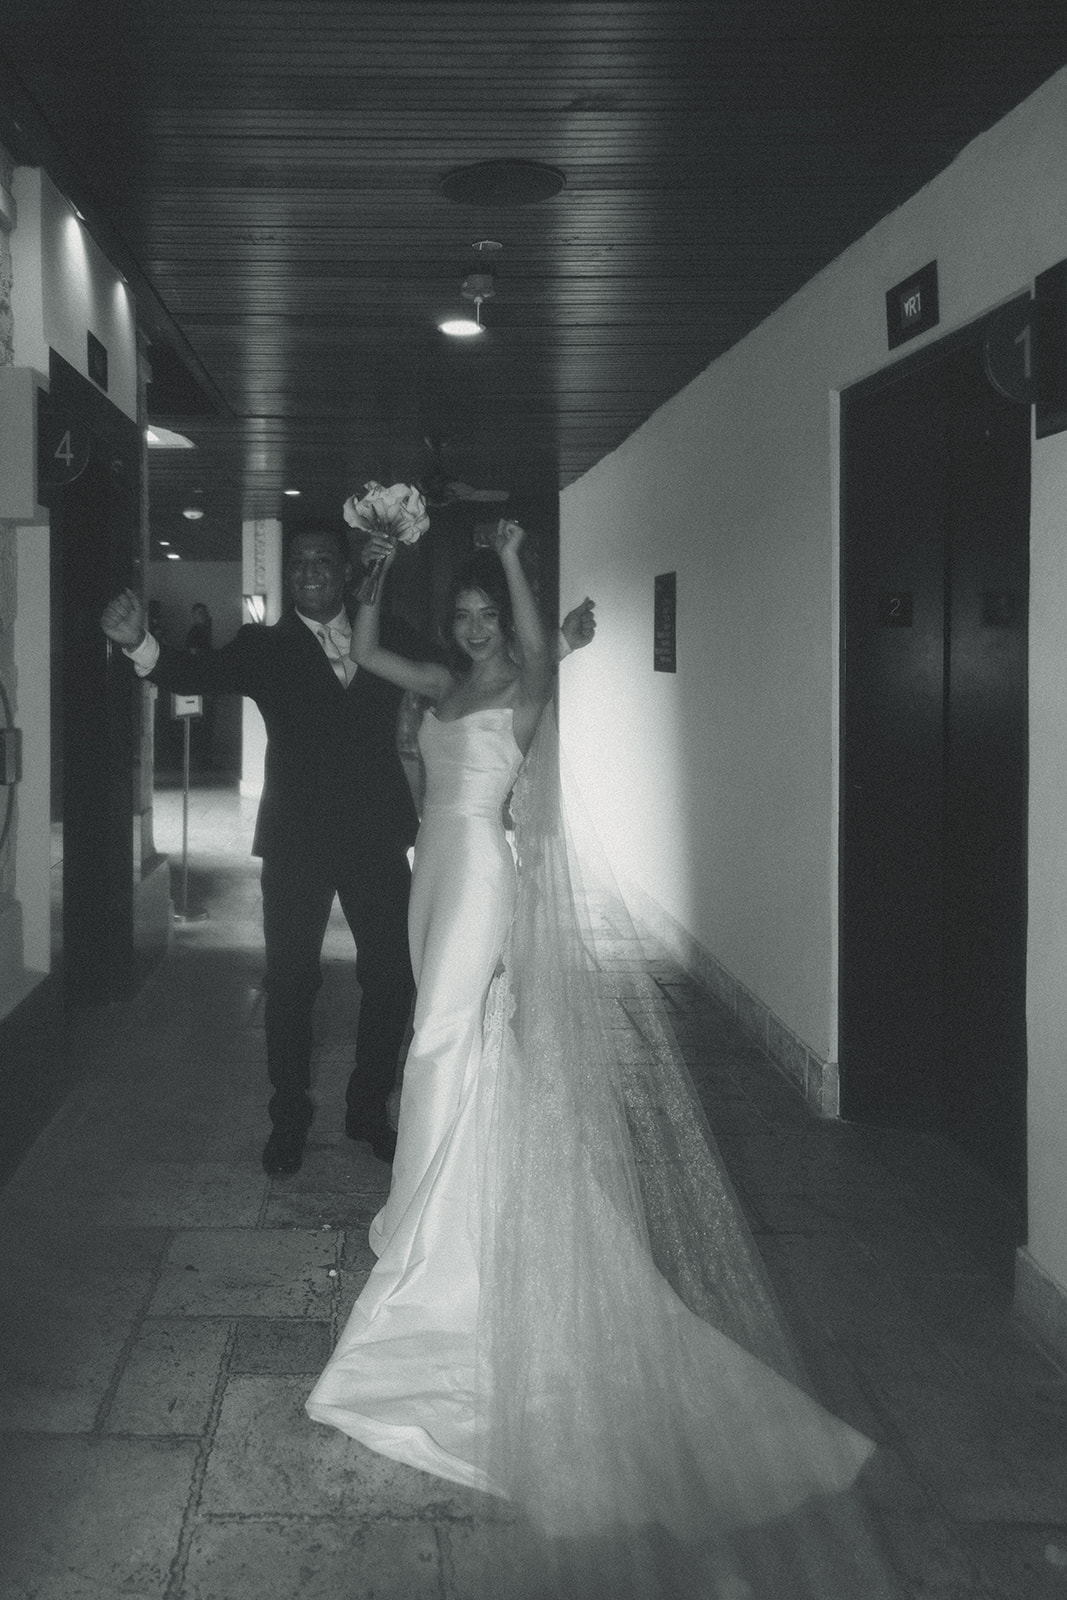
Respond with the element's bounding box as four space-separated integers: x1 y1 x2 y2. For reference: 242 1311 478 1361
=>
307 707 898 1598
308 707 522 1488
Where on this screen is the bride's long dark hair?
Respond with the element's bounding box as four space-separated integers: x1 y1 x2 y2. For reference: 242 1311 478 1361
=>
439 548 516 675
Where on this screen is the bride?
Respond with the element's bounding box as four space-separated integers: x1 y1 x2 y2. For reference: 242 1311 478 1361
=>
306 521 900 1599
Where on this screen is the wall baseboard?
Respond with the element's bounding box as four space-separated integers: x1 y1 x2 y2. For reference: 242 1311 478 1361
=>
1015 1248 1067 1374
619 875 839 1117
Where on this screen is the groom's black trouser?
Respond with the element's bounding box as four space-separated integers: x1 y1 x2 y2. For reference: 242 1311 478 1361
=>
260 847 413 1136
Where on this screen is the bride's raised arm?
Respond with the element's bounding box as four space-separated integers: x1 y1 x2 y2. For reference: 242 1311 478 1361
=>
350 535 452 700
494 519 554 723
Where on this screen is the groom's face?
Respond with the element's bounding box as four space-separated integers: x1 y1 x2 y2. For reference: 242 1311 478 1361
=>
287 532 350 621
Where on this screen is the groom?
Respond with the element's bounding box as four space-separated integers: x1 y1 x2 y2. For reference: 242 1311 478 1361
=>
101 526 595 1178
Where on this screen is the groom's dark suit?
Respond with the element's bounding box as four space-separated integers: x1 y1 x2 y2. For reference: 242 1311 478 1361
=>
146 607 421 1140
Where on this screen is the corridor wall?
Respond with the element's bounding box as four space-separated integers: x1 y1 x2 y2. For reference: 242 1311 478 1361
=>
560 67 1067 1338
0 160 138 1027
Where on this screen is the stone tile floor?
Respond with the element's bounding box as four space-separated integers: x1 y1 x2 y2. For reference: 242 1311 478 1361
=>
0 781 1065 1598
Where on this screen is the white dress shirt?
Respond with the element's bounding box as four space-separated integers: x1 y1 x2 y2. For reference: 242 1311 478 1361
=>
297 608 355 685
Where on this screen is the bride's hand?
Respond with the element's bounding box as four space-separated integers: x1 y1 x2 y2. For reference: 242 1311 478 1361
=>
493 518 525 556
361 530 397 568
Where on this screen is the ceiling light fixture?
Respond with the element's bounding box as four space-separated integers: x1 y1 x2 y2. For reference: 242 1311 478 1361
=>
146 426 195 449
439 160 565 207
284 488 301 497
182 506 204 520
439 314 483 338
439 272 495 338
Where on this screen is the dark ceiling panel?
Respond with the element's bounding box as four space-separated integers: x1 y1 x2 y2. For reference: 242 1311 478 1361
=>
2 1 1067 557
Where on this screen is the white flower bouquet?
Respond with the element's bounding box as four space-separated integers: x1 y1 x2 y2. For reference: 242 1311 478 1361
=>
343 481 430 604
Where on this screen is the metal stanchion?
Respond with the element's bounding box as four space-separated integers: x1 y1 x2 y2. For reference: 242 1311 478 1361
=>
172 695 208 924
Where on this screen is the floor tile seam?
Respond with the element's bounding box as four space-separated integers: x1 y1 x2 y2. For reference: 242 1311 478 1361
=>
432 1523 452 1600
326 1230 350 1341
852 1238 1008 1285
831 1328 1018 1398
188 1508 472 1526
82 1222 334 1234
78 1425 218 1443
0 1426 208 1441
89 1227 178 1437
255 1167 277 1225
829 1345 947 1491
163 1319 240 1600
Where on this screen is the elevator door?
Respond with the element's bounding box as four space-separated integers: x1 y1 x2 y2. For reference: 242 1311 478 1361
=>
840 323 1030 1200
48 352 140 1008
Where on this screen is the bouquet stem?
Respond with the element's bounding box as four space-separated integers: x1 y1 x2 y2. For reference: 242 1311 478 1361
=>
356 555 387 606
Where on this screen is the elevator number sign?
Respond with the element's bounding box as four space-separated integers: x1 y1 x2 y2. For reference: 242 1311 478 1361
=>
36 396 90 487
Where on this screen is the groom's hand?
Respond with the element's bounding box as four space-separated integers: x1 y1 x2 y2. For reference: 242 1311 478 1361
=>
100 588 147 648
561 597 596 652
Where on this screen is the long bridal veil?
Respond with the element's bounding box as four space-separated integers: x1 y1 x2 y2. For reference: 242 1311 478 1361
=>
466 705 903 1599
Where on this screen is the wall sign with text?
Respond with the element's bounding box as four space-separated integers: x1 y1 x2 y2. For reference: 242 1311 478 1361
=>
654 571 676 672
886 261 939 350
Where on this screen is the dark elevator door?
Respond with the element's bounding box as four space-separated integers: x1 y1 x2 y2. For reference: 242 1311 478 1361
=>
840 323 1029 1200
47 351 140 1008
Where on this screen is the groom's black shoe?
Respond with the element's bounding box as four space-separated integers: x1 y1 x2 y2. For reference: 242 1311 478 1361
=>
345 1109 397 1164
262 1127 305 1177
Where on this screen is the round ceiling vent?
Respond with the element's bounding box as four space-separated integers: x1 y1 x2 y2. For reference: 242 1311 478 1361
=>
439 159 566 207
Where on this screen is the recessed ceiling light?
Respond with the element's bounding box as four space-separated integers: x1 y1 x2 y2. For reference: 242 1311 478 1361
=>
158 540 171 547
166 551 181 560
182 507 204 520
438 317 484 338
284 488 301 497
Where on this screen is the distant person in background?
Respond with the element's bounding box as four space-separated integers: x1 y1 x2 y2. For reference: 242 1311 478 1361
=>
185 602 213 654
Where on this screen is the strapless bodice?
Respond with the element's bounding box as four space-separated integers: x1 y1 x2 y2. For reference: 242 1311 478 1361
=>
418 707 523 820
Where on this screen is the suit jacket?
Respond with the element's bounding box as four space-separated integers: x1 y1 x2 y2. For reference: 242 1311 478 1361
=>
147 609 422 869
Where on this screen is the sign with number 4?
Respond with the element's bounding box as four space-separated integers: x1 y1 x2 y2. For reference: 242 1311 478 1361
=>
36 395 90 488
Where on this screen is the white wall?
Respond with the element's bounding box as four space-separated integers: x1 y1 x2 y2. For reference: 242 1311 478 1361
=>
560 69 1067 1298
10 167 137 422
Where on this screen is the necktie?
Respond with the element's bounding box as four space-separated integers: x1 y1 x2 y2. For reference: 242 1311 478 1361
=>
317 625 353 686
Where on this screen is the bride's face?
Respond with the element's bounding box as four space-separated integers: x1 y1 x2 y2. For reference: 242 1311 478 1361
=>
452 588 505 663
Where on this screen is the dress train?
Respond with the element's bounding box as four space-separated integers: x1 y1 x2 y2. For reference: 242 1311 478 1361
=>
308 706 901 1598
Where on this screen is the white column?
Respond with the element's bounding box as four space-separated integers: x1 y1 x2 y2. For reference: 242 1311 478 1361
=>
239 517 283 798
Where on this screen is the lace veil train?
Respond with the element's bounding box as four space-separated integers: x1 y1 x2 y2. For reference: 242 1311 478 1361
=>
466 704 902 1599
